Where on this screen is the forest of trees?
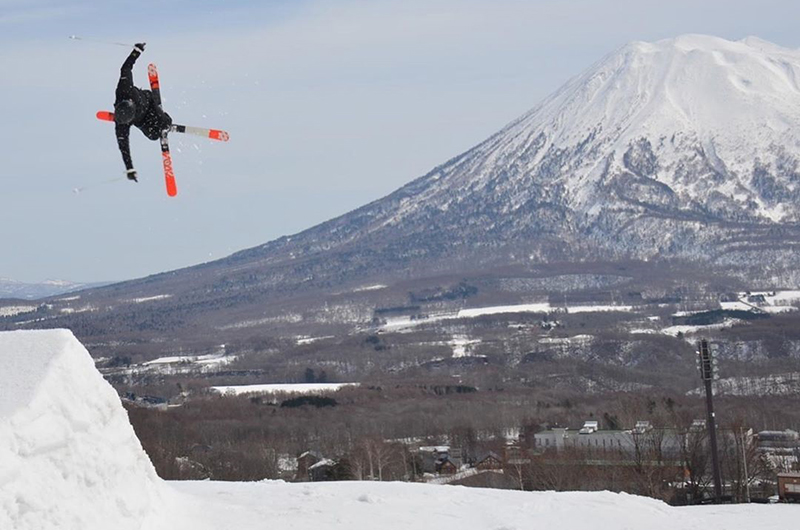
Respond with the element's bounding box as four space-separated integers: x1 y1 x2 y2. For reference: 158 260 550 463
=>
126 382 798 504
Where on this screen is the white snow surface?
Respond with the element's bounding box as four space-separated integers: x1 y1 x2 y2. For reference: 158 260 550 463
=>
688 372 800 396
352 284 387 292
125 294 173 304
171 482 794 529
0 305 37 317
0 330 169 530
458 302 551 318
211 382 358 396
379 302 634 331
450 334 481 357
662 320 740 337
143 352 233 367
111 351 240 378
766 290 800 303
1 329 796 529
295 335 335 345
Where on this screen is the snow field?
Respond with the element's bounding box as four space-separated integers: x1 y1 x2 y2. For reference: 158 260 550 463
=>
379 302 637 332
0 305 37 317
210 382 358 396
171 480 795 530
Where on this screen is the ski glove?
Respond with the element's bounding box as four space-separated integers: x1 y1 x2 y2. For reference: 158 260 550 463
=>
134 42 146 53
126 169 138 182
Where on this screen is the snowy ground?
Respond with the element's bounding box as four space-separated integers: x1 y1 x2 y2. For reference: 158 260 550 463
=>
0 305 37 317
379 301 636 332
1 329 796 530
101 351 239 377
170 481 798 530
211 382 358 396
374 289 800 335
688 372 800 396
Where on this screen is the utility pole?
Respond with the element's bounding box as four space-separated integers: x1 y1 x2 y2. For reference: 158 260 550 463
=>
741 427 750 503
697 339 723 502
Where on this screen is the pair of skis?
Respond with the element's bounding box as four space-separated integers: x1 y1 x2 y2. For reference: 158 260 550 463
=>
97 63 229 197
96 110 231 142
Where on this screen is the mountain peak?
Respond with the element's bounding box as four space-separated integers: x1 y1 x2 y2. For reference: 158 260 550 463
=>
627 34 791 55
220 35 800 287
436 34 800 222
537 33 800 144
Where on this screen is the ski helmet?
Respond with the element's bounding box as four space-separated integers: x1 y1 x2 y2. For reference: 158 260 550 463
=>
114 99 136 124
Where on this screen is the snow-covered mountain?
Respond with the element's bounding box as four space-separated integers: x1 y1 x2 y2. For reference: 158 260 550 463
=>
458 34 800 225
0 277 105 300
204 35 800 290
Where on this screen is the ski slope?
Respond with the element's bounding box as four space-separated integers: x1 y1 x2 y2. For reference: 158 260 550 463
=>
0 329 795 529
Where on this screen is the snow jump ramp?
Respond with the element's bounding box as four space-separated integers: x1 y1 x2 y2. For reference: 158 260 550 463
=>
0 329 169 530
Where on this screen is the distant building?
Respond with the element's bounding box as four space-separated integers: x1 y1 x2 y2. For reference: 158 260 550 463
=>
579 421 599 434
633 421 652 434
777 472 800 502
121 392 169 410
475 452 503 471
296 450 323 481
533 421 683 457
689 419 706 432
308 458 336 482
418 446 462 474
438 458 458 475
535 427 632 453
757 430 800 456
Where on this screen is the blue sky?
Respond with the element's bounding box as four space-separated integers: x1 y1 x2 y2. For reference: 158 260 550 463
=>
2 0 800 283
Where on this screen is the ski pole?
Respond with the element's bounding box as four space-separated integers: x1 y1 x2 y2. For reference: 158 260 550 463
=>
72 177 127 195
68 35 136 48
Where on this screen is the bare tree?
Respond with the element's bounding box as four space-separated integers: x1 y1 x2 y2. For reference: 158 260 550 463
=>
629 426 676 501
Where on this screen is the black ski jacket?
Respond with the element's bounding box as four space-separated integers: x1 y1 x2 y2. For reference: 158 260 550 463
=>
115 49 172 171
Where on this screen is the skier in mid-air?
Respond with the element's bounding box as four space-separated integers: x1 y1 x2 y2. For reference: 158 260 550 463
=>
114 43 173 182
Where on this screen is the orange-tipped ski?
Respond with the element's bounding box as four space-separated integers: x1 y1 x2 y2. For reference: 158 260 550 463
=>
149 65 177 197
162 149 177 197
208 129 230 142
161 132 177 197
147 64 160 91
171 125 230 141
